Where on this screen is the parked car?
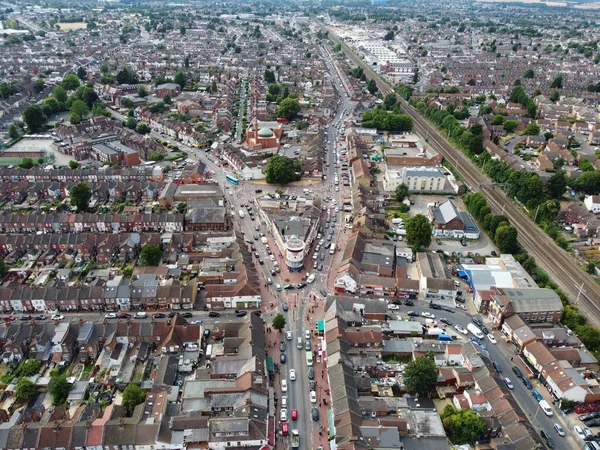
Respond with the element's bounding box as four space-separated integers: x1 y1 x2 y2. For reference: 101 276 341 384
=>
235 310 247 317
35 315 47 321
404 300 414 306
20 315 32 321
308 367 315 380
280 353 286 364
289 369 295 381
455 325 468 335
440 318 452 326
208 312 220 318
280 341 287 352
532 390 543 402
282 303 289 311
310 391 317 403
472 317 483 327
585 418 600 428
421 312 435 319
407 311 419 317
540 430 555 448
504 377 514 390
553 423 565 437
152 313 166 319
311 407 320 421
522 377 532 390
512 366 523 378
105 313 117 319
181 312 193 318
492 361 502 373
487 334 497 344
51 314 64 321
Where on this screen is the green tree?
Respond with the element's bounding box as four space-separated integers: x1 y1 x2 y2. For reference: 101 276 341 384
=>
92 101 108 116
579 159 595 172
8 124 19 140
277 97 301 121
549 90 560 102
174 71 187 89
265 155 301 185
53 86 68 103
406 214 433 252
116 68 139 85
122 384 146 415
137 85 148 98
70 99 89 124
384 93 397 110
62 74 81 91
523 122 540 136
140 244 162 266
18 158 35 169
15 377 38 401
441 405 487 445
69 182 92 211
68 160 80 169
535 200 560 224
34 78 45 93
23 104 47 132
44 97 61 115
48 373 72 405
272 313 286 332
503 120 518 133
491 114 504 126
211 80 218 93
367 79 378 95
523 69 534 79
163 95 172 105
19 359 41 377
550 74 563 89
495 225 519 254
179 25 186 35
575 325 600 352
0 258 6 277
547 171 567 199
77 67 87 81
136 123 150 134
394 183 409 202
264 69 276 83
0 82 14 99
74 85 99 108
403 355 438 397
573 171 600 194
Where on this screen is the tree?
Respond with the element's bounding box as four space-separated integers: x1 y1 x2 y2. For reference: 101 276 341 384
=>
549 90 560 102
523 122 540 136
503 120 518 133
44 97 61 115
62 74 81 91
34 78 45 93
547 171 567 199
8 124 19 140
69 182 92 211
19 359 41 377
53 86 68 103
406 214 433 252
137 85 148 98
92 101 108 116
367 79 378 95
265 155 301 185
0 258 6 277
23 104 47 132
68 160 80 169
272 313 286 332
18 158 35 169
276 97 301 121
550 74 563 89
77 67 87 81
74 85 99 108
179 25 186 35
122 384 146 415
580 159 595 172
491 114 504 126
394 183 409 202
140 244 162 266
116 68 139 85
403 355 438 396
184 56 190 68
383 93 397 110
163 95 172 105
15 377 38 401
441 404 487 445
0 82 14 99
48 373 72 405
523 69 534 79
495 225 519 254
383 30 394 41
70 99 89 123
264 69 276 83
174 71 187 89
136 123 150 134
574 170 600 194
211 80 218 93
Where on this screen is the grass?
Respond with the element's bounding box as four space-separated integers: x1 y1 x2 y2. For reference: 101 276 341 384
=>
131 363 146 383
384 207 409 223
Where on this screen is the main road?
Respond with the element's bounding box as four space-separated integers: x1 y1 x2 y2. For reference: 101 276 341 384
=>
324 25 600 330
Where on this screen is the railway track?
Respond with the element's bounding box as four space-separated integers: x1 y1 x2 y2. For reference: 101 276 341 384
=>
327 27 600 328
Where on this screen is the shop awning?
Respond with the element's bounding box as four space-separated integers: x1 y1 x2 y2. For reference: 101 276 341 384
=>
266 356 274 373
317 320 325 333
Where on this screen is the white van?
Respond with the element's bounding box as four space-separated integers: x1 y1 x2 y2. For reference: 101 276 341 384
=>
539 399 553 416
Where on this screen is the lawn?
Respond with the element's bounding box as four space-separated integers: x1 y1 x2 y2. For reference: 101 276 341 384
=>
132 362 147 383
384 207 409 224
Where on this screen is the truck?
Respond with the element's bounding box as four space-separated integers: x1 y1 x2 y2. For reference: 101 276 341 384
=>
291 429 300 448
238 210 245 218
467 323 484 339
427 327 445 336
261 237 268 244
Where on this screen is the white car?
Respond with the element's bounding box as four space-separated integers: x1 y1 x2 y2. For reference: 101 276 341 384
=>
281 396 288 408
305 330 311 340
421 312 435 319
289 369 296 381
584 428 594 439
286 331 293 341
310 391 317 403
280 408 288 422
455 325 468 335
387 304 400 310
281 379 287 392
487 334 497 344
574 425 585 440
105 313 117 319
51 314 64 321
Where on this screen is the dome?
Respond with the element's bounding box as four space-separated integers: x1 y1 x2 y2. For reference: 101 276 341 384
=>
257 127 274 138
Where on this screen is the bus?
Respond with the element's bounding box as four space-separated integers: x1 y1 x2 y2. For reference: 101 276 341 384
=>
226 174 239 185
306 351 313 367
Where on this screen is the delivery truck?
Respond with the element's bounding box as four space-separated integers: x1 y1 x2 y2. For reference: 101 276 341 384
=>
291 429 300 448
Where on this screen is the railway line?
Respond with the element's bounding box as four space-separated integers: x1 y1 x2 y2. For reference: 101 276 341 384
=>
326 26 600 328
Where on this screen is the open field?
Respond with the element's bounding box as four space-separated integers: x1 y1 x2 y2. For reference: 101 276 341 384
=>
58 22 87 31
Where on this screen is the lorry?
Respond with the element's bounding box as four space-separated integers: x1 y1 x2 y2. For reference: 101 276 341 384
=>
467 323 484 339
291 429 300 448
238 210 245 218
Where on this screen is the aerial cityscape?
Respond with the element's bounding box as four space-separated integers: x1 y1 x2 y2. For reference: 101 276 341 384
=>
2 0 600 449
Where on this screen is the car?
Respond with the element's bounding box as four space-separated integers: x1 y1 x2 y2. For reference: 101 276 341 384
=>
585 418 600 427
387 304 400 310
281 396 288 409
291 408 298 420
235 310 247 317
574 425 585 440
429 303 442 310
152 313 166 319
282 303 289 312
440 318 452 326
491 251 498 257
305 330 311 340
289 369 296 381
552 423 565 437
481 325 489 335
168 311 176 318
310 391 317 403
318 263 324 271
118 312 131 319
404 300 414 306
487 333 497 344
583 427 594 439
522 377 532 390
407 311 419 317
512 366 523 378
308 367 315 379
208 311 220 318
492 361 502 373
181 312 193 318
280 341 287 352
455 325 468 335
281 379 287 392
311 407 320 421
281 421 289 436
436 239 442 245
472 317 483 327
20 315 32 321
305 341 311 351
105 313 117 319
580 413 595 422
280 409 288 422
191 320 203 325
421 312 435 319
540 430 555 448
309 380 316 391
297 282 307 289
532 390 543 402
35 315 47 321
504 377 514 390
280 353 286 364
51 314 64 321
286 331 293 340
471 337 481 346
2 315 15 322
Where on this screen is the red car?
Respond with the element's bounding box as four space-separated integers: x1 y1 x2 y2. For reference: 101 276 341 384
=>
281 421 289 436
291 408 298 421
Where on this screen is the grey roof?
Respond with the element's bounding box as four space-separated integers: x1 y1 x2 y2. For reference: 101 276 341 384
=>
431 200 460 225
387 321 423 333
383 340 414 353
500 287 563 313
273 215 313 241
185 199 225 224
405 168 445 178
210 418 249 433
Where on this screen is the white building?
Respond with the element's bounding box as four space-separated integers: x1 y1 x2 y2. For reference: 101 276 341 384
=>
584 195 600 214
383 166 448 192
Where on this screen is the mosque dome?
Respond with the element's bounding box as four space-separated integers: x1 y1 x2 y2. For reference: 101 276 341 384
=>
257 127 274 138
